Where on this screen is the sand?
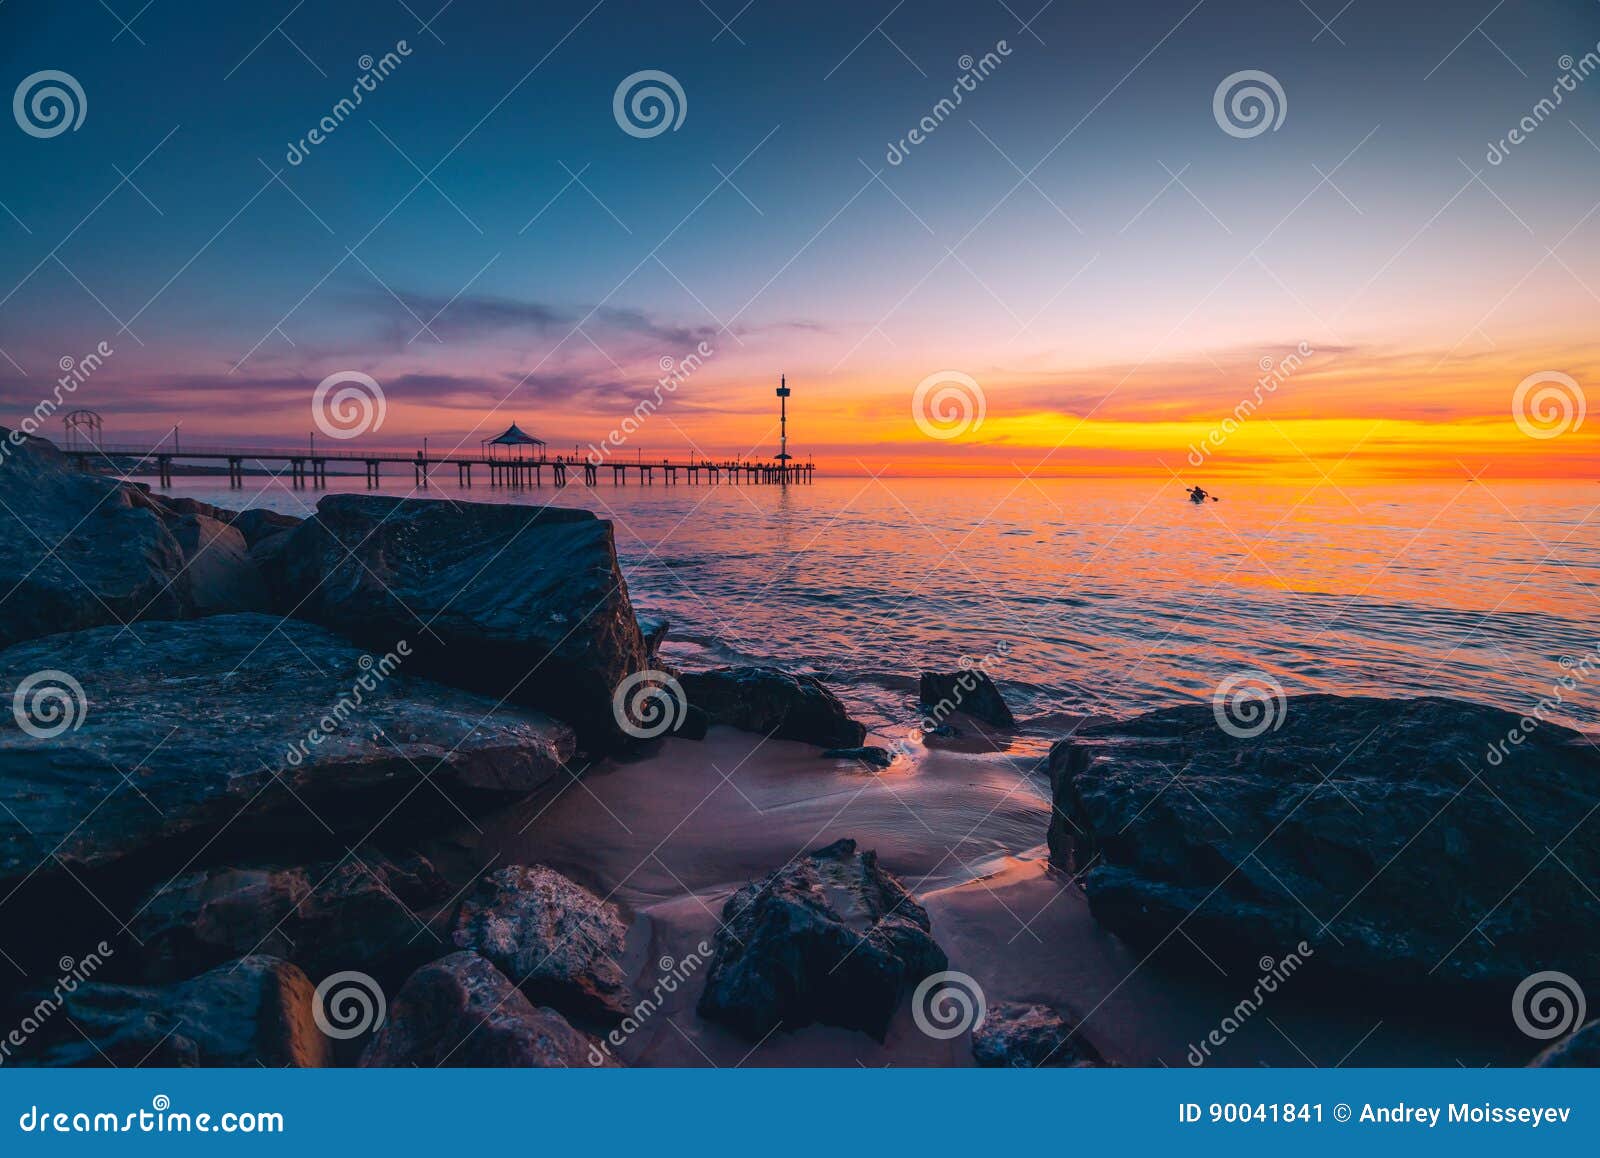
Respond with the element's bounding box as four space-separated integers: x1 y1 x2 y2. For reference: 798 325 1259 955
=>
435 725 1526 1068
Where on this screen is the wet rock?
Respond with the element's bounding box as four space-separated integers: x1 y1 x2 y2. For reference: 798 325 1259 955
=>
822 745 895 770
920 668 1015 729
972 1002 1103 1067
451 865 630 1023
268 495 648 749
637 614 670 659
1529 1020 1600 1067
676 704 710 741
697 838 947 1041
24 956 328 1067
361 951 606 1067
678 666 865 748
0 614 575 894
1048 695 1600 993
133 853 451 982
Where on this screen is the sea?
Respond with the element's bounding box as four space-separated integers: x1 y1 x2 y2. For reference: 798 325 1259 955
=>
160 472 1599 742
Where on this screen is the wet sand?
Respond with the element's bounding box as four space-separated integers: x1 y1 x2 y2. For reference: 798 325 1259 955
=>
435 725 1530 1068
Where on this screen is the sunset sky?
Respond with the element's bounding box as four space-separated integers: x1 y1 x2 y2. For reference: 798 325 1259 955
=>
1 0 1596 477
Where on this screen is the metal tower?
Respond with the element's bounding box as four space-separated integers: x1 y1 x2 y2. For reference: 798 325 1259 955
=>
776 374 791 475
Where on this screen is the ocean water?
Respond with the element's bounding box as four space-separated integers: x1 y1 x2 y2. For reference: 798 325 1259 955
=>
162 472 1600 737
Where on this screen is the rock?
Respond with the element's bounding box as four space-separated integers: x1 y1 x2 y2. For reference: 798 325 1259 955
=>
169 515 269 614
678 667 865 748
637 614 669 659
0 433 288 646
1048 695 1600 992
268 495 648 749
141 492 234 523
972 1002 1103 1067
133 867 308 977
697 838 947 1041
132 853 451 982
23 956 328 1067
822 745 895 770
451 865 630 1023
227 507 302 548
919 668 1015 729
0 614 575 894
0 430 188 648
676 704 710 741
1530 1020 1600 1067
361 951 606 1067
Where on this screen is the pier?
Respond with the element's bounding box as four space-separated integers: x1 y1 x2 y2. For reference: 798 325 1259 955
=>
59 443 816 490
57 377 816 490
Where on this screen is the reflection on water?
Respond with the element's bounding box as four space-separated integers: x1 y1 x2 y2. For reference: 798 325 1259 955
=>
162 472 1600 730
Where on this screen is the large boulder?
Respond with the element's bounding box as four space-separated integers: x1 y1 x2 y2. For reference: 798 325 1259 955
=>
697 838 947 1041
972 1002 1103 1067
360 951 605 1067
920 668 1015 729
451 865 630 1023
168 514 268 613
0 431 187 647
132 853 452 982
0 614 575 895
0 432 286 646
226 506 302 548
20 955 328 1067
266 495 648 749
1048 695 1600 993
678 667 865 748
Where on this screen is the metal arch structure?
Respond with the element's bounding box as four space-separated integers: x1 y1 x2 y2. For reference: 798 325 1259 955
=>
62 409 103 451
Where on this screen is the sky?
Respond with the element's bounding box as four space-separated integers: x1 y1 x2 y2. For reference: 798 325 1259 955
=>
0 0 1597 478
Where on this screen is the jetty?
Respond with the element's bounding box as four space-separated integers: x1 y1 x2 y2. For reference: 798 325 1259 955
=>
54 377 816 489
59 441 816 489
